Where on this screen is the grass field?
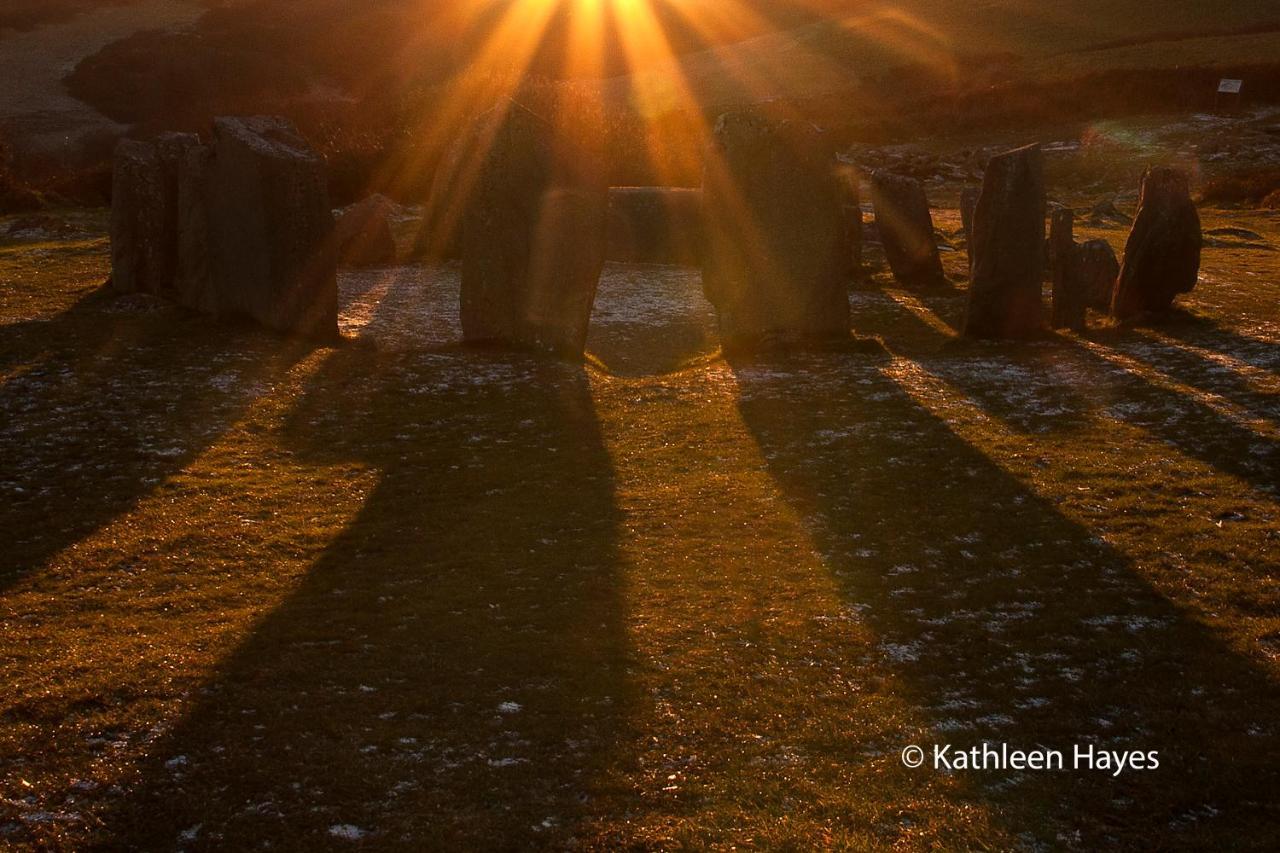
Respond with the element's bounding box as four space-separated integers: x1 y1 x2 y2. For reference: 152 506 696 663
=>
1 172 1278 848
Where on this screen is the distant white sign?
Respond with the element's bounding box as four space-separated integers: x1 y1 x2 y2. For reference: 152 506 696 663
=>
1218 79 1243 94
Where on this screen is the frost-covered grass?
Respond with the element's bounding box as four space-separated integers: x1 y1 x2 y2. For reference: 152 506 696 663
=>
0 207 1278 850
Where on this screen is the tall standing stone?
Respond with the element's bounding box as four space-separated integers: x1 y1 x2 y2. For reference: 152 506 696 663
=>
204 116 338 339
870 171 947 289
1050 208 1086 331
461 102 608 357
702 112 850 350
110 140 165 295
1112 167 1202 321
964 144 1046 339
960 185 981 269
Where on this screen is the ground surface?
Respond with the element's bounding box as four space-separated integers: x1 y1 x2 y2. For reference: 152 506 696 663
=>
1 189 1279 849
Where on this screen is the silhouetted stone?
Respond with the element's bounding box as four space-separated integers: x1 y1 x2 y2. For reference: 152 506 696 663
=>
965 144 1046 339
175 142 217 314
204 116 337 338
702 112 850 350
461 103 608 357
606 187 703 265
110 134 204 297
1076 239 1120 311
1050 208 1086 331
836 164 865 278
334 194 398 267
869 171 947 288
960 185 980 246
1112 167 1202 320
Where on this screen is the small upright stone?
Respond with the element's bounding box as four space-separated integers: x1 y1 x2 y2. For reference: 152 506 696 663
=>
1050 208 1086 331
869 171 947 288
702 111 851 350
964 144 1047 339
1076 239 1120 311
205 116 337 339
461 102 608 357
333 194 398 267
1112 167 1202 320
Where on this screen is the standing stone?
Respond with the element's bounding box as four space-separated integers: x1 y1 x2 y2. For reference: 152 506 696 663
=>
1112 167 1202 320
1077 239 1120 311
175 142 217 314
964 144 1047 339
204 116 337 339
702 112 850 350
334 194 398 267
1050 208 1086 331
606 187 704 265
110 140 164 295
960 185 980 260
870 171 947 288
110 134 203 297
461 102 608 357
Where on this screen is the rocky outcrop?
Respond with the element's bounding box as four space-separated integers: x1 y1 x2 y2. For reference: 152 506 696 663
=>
606 187 703 265
869 171 947 289
964 144 1047 339
702 112 850 350
1112 167 1202 320
334 194 398 267
460 103 608 357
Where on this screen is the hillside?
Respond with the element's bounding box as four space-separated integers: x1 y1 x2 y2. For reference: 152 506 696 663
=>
609 0 1280 111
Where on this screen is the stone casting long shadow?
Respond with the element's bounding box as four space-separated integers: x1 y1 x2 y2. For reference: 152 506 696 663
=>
0 288 310 591
730 352 1280 848
96 342 630 849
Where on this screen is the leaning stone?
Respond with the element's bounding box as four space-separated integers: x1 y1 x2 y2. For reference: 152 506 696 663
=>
1076 239 1120 311
869 171 947 288
702 111 851 350
1050 209 1086 331
964 144 1046 339
205 116 338 339
460 103 608 357
606 187 703 265
110 140 165 295
1112 167 1202 320
333 194 398 267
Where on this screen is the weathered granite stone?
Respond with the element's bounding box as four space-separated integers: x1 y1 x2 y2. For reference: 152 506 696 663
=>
964 144 1046 338
110 134 202 297
869 171 947 288
1112 167 1202 320
836 164 865 279
1050 208 1086 331
606 187 703 265
334 194 398 267
461 103 608 357
205 116 338 339
175 142 217 314
702 112 850 350
1077 238 1120 311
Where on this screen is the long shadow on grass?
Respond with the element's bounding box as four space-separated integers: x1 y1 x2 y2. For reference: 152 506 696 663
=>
860 293 1280 495
95 343 631 849
0 288 309 590
730 351 1280 849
